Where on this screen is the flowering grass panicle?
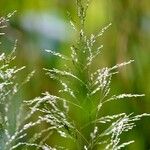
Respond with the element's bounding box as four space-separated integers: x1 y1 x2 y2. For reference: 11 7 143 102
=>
26 0 149 149
0 12 43 150
0 0 149 150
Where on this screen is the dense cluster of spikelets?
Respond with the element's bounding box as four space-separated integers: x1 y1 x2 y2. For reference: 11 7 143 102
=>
0 0 149 150
0 12 42 150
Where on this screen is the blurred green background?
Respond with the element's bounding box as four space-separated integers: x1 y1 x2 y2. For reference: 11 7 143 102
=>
0 0 150 149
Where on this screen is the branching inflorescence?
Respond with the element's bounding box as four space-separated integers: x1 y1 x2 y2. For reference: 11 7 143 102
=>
0 0 149 150
0 12 40 150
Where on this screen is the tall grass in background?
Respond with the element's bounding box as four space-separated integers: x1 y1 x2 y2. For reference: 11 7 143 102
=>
0 0 149 150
